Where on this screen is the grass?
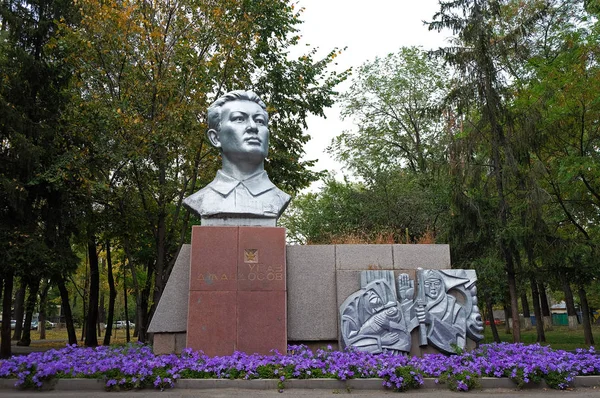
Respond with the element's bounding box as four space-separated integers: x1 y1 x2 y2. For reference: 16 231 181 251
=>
482 324 599 351
16 325 600 352
15 327 133 349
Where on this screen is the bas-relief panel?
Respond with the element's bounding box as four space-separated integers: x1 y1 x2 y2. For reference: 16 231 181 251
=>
340 269 484 355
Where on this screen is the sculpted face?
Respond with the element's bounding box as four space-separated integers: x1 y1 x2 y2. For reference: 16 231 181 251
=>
366 289 383 307
424 278 443 300
210 99 269 162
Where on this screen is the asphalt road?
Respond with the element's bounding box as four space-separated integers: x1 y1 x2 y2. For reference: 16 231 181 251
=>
0 387 599 398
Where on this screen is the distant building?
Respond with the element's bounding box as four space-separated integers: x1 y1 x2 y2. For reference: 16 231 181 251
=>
550 301 567 314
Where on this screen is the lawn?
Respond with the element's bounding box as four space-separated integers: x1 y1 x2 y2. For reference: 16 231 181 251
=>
19 327 133 349
482 324 600 351
20 324 599 351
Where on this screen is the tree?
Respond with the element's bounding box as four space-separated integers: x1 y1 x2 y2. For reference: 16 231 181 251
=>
426 0 549 342
1 0 81 353
59 0 348 342
331 46 449 177
512 0 599 344
286 47 452 245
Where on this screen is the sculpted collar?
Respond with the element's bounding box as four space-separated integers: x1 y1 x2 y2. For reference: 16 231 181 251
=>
210 170 276 196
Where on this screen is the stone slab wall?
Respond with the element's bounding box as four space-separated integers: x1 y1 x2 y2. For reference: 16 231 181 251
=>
286 244 449 344
149 243 450 354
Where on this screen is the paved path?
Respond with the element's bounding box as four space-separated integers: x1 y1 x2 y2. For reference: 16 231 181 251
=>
0 387 599 398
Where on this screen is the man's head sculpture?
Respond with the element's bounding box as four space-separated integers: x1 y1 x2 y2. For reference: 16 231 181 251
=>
206 91 270 166
183 90 291 226
207 91 268 131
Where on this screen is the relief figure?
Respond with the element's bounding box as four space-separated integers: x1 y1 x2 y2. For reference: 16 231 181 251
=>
340 272 411 354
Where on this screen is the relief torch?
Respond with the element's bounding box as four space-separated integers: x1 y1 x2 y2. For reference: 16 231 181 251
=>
416 268 428 346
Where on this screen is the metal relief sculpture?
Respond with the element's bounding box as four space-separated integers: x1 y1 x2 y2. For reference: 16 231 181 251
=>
183 90 291 226
340 269 484 355
340 271 412 354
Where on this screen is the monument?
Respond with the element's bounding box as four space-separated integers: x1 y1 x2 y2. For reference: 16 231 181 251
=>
148 90 484 358
182 90 289 356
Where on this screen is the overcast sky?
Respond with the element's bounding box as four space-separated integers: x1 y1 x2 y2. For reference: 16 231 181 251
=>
291 0 449 188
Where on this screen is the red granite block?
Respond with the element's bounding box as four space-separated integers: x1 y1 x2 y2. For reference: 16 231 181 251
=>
237 227 286 291
186 290 237 356
189 226 238 291
236 290 287 355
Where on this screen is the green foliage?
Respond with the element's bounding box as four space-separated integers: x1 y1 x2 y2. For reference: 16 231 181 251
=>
381 366 423 392
543 371 573 390
283 172 450 244
331 46 449 177
284 47 451 245
507 366 542 389
0 0 82 285
56 0 348 337
438 370 480 392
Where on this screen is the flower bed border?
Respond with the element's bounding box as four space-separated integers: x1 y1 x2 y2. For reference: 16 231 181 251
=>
1 375 599 391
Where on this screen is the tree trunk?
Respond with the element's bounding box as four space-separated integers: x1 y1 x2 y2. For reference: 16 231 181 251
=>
504 252 521 342
530 276 545 342
486 297 500 342
103 240 117 346
123 273 131 343
38 280 50 340
57 278 77 345
151 209 166 343
486 65 520 343
539 281 553 330
1 273 14 359
85 238 99 347
152 161 167 334
521 293 532 331
561 279 578 330
18 279 40 346
578 286 594 346
12 281 26 341
503 304 512 334
98 262 105 338
123 240 144 342
138 263 154 343
80 288 86 342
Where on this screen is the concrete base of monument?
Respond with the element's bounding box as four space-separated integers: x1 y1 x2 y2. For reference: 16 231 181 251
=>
149 241 455 356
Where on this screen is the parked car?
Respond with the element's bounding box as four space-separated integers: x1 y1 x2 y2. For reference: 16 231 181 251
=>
115 321 135 329
10 320 16 330
30 320 39 330
485 318 503 325
45 321 56 329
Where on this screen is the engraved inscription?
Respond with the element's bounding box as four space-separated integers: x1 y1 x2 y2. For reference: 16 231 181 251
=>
239 263 283 281
244 249 258 263
195 264 283 283
197 273 235 282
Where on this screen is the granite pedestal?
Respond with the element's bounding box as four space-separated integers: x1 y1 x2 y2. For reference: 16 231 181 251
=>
186 226 287 356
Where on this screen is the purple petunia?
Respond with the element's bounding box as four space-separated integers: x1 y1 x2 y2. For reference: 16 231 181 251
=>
0 342 597 392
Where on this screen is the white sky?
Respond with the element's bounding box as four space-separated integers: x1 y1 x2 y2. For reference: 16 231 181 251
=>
291 0 450 189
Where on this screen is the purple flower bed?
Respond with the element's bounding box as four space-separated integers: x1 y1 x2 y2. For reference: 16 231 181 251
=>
0 343 598 392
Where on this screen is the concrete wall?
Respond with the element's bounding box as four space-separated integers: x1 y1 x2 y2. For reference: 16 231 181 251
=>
149 243 450 354
286 244 449 343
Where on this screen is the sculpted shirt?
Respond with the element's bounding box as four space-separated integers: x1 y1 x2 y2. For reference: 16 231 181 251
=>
183 170 291 224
